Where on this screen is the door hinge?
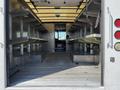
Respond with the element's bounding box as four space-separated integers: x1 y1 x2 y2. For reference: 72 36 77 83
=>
0 7 3 14
0 42 4 48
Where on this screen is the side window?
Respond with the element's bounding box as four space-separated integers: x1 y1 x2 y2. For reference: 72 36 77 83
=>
22 32 28 38
16 32 20 38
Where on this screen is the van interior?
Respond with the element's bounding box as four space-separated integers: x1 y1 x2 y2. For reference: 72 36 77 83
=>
7 0 102 87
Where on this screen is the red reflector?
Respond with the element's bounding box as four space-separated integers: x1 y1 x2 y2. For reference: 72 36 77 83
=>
115 19 120 27
115 31 120 39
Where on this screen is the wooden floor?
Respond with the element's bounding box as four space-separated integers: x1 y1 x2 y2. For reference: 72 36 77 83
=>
10 53 101 87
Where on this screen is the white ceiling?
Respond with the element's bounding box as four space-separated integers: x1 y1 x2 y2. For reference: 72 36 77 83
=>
32 0 83 7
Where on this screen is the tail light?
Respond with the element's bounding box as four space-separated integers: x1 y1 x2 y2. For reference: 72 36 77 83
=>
115 19 120 28
114 31 120 39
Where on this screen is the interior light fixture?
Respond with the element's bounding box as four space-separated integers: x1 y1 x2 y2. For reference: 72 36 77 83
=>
48 1 50 4
56 14 60 17
55 7 60 9
64 1 66 4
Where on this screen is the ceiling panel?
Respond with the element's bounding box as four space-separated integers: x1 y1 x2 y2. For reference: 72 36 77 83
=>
24 0 90 22
31 0 85 7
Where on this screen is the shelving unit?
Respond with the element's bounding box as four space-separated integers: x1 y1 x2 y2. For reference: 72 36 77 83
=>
8 2 49 77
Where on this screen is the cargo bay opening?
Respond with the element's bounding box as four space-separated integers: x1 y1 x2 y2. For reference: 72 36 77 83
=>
7 0 102 87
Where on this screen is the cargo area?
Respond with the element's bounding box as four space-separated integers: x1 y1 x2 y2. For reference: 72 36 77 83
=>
7 0 102 87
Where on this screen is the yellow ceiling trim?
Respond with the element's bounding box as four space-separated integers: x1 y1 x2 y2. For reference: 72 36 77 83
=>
32 9 82 14
38 16 76 18
36 14 78 17
40 18 76 20
35 7 83 9
60 7 84 9
79 4 86 9
28 3 34 8
24 0 30 2
83 0 90 2
41 20 75 23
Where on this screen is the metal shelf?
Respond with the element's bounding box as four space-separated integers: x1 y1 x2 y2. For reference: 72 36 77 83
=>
84 34 101 44
68 34 101 44
12 37 48 45
29 37 48 43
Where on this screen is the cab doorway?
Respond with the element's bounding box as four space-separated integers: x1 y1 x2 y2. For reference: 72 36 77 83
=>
55 24 66 52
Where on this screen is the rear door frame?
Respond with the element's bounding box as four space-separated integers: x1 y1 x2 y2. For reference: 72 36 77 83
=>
0 0 120 90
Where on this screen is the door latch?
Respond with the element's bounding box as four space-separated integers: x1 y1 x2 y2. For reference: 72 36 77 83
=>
107 7 113 49
0 42 4 48
110 57 115 63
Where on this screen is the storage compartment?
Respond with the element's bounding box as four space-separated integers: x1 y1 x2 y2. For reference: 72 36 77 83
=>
73 55 99 64
7 0 102 87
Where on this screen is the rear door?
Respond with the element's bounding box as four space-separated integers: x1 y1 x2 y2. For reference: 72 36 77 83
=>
103 0 120 89
0 0 6 90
